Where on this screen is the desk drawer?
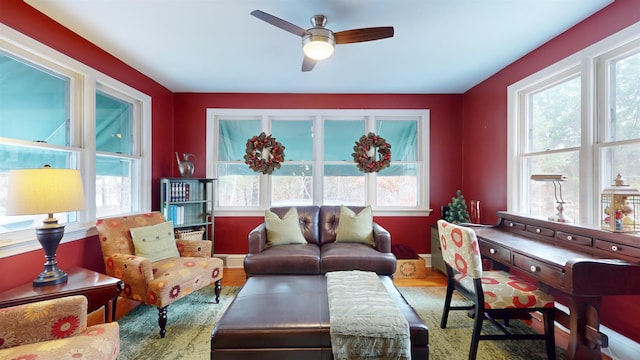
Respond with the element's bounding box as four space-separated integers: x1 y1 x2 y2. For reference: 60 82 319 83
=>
504 220 526 231
555 231 592 247
526 225 554 237
512 253 565 288
479 241 511 264
595 240 640 258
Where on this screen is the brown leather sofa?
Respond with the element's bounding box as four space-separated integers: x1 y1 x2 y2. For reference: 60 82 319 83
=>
243 205 397 276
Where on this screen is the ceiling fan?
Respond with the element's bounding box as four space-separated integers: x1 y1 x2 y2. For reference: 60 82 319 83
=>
250 10 394 72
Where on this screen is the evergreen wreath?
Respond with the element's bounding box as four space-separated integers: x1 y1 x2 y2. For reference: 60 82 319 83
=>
352 132 392 173
244 132 285 175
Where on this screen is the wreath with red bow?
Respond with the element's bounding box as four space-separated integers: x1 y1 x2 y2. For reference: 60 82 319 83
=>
352 132 391 173
244 132 285 175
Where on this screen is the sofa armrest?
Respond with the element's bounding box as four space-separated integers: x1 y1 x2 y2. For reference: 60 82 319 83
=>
0 295 88 348
176 239 212 257
248 223 267 254
373 222 391 253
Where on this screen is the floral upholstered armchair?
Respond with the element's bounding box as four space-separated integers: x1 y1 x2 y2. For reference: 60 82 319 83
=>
0 295 120 359
95 212 223 338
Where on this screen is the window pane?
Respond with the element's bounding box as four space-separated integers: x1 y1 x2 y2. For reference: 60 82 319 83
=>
376 164 418 207
527 151 579 220
323 164 364 205
272 164 313 206
218 119 260 161
609 51 640 142
376 120 417 161
601 144 640 189
96 91 132 154
0 144 73 233
325 120 364 161
528 76 581 152
216 163 259 207
0 51 69 146
96 155 133 217
272 120 313 161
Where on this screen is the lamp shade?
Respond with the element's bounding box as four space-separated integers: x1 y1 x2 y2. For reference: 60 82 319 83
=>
6 168 86 216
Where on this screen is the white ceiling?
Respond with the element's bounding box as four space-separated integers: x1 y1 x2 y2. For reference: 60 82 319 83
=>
25 0 612 94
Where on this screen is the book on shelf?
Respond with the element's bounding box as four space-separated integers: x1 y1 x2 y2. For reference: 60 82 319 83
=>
164 204 185 226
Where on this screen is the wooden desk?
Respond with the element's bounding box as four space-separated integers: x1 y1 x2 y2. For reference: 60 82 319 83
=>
473 212 640 360
0 267 123 323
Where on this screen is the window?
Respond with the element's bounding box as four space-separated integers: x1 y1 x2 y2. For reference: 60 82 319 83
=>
508 22 640 225
0 23 151 256
206 109 429 215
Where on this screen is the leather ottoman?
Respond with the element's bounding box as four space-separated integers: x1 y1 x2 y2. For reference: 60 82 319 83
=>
211 275 429 360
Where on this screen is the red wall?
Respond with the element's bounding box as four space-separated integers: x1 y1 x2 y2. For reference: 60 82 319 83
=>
0 0 175 289
462 0 640 342
174 93 463 254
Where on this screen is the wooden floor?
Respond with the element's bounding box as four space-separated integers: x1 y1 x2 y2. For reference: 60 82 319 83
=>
90 267 608 359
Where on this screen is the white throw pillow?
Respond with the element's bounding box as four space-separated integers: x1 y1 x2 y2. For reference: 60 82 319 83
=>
265 207 307 247
130 221 180 262
335 205 374 246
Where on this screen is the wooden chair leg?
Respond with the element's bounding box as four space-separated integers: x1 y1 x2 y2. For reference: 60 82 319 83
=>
214 279 221 303
543 309 557 360
158 305 168 338
440 281 455 328
468 308 483 360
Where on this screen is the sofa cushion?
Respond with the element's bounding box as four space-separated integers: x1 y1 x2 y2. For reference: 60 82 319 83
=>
335 205 374 246
244 244 321 275
320 242 397 275
130 221 180 262
265 207 307 247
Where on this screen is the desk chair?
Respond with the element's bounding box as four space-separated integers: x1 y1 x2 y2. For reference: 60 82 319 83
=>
437 220 556 360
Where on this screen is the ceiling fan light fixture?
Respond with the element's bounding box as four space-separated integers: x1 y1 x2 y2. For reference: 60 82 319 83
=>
303 28 335 60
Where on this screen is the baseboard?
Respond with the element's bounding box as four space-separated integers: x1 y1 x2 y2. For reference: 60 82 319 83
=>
600 324 640 360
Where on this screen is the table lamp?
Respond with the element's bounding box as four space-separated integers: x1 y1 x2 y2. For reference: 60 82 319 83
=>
6 166 86 287
531 174 573 223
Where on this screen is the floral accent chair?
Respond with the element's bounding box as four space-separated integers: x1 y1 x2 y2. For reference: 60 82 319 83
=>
437 220 557 360
95 212 223 338
0 295 119 359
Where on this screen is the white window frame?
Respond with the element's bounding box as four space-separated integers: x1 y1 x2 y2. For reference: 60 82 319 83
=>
507 21 640 225
0 23 152 258
206 109 430 216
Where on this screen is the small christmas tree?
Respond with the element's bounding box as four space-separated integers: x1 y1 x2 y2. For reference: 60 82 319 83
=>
445 190 471 223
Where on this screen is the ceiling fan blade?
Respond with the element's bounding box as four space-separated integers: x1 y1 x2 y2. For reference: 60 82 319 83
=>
334 27 394 44
302 56 317 72
250 10 309 37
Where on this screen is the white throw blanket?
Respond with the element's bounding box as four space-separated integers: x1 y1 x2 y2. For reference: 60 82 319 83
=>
326 271 411 360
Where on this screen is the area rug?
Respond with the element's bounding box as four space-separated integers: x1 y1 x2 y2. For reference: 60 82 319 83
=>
117 285 566 360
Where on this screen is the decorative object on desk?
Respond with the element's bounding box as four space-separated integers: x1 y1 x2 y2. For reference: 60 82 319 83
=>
444 190 471 223
5 166 86 287
469 199 481 224
601 173 640 232
352 132 391 173
531 174 573 223
244 132 285 175
175 152 195 177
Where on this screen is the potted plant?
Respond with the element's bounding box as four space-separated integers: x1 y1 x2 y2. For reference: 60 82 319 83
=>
445 190 471 224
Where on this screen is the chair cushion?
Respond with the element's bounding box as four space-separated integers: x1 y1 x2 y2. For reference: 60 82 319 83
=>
455 270 555 309
265 207 307 247
335 205 374 246
130 221 180 262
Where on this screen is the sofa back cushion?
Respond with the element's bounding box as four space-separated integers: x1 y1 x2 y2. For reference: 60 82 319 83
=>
268 206 320 245
319 205 367 246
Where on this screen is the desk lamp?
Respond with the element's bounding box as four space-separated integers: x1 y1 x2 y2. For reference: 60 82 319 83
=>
6 166 86 287
531 174 573 223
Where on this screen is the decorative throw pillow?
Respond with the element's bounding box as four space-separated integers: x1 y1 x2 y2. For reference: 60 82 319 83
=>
336 205 374 246
265 207 307 247
130 221 180 263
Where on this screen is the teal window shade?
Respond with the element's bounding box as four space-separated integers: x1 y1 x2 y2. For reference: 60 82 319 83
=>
376 119 417 162
0 51 69 146
324 120 364 161
96 91 132 155
272 119 313 160
218 119 261 161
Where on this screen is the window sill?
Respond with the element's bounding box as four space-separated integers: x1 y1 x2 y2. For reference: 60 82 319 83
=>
0 224 98 259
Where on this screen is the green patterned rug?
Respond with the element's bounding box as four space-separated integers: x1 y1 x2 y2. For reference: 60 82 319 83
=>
117 285 566 359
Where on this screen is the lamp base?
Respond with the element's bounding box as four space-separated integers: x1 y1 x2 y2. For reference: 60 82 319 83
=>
33 223 68 287
33 268 68 287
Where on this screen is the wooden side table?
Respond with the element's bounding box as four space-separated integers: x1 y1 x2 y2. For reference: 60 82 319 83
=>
0 267 123 323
